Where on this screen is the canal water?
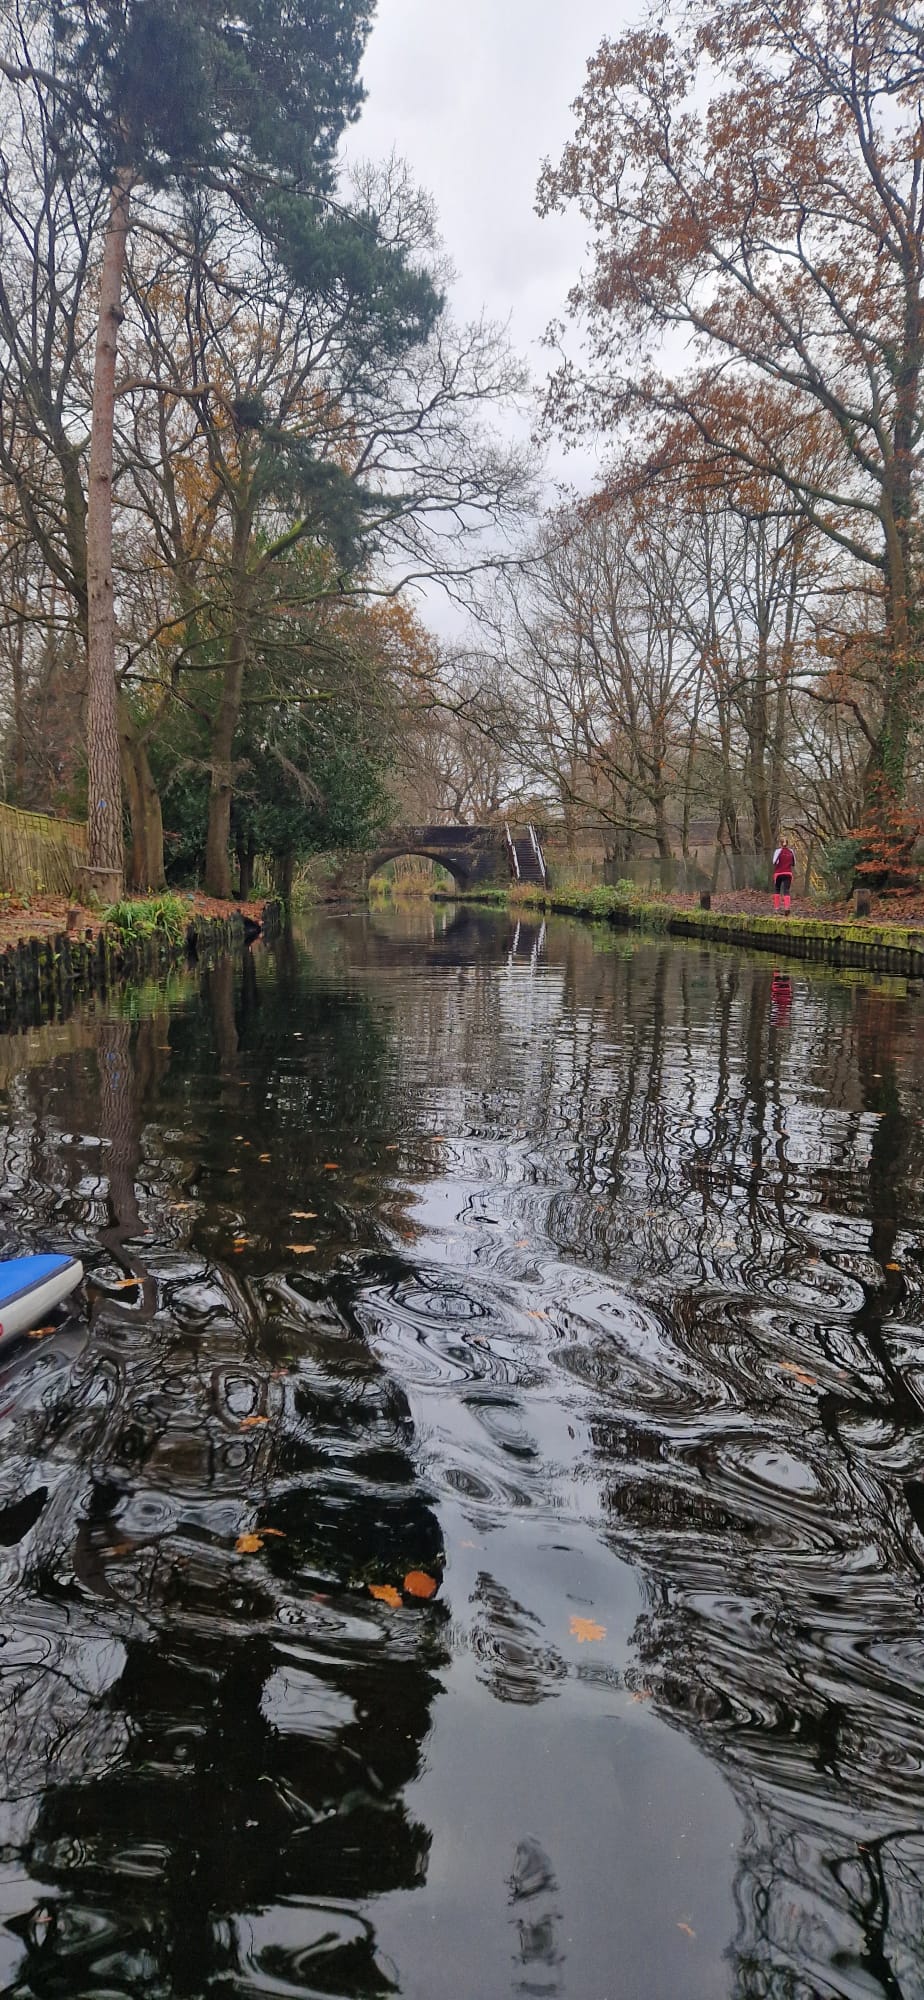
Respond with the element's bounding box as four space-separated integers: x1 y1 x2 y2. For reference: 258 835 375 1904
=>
0 905 922 2000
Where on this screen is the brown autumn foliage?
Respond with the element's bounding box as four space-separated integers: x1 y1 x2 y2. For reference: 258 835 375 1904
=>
538 0 924 849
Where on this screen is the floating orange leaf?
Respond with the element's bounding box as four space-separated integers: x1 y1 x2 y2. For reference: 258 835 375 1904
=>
240 1415 267 1430
677 1922 696 1939
403 1570 437 1599
28 1324 55 1339
259 1154 271 1163
235 1533 263 1554
527 1309 548 1321
369 1583 402 1607
262 1528 285 1539
323 1162 340 1171
290 1211 317 1220
286 1243 317 1255
569 1615 606 1644
780 1361 817 1386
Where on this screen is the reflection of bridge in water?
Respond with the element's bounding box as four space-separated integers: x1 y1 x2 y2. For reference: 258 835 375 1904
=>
365 822 548 890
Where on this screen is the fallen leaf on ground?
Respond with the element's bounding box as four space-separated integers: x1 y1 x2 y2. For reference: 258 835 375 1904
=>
369 1583 402 1607
235 1533 263 1554
404 1570 438 1599
240 1415 268 1430
780 1361 817 1386
286 1243 317 1255
569 1615 606 1644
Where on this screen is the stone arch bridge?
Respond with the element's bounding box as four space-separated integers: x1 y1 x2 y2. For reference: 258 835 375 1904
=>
365 823 548 890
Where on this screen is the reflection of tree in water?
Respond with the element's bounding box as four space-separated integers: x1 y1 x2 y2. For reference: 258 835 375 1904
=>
470 1573 567 1707
556 951 924 1999
0 954 449 1997
508 1837 563 1998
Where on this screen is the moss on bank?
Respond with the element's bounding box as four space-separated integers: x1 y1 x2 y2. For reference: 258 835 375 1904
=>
449 883 924 977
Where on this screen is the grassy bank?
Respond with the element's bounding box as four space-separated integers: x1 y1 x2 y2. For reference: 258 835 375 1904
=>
0 893 282 1031
451 882 924 978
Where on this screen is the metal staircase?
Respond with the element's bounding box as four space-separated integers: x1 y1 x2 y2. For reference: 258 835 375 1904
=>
504 822 548 887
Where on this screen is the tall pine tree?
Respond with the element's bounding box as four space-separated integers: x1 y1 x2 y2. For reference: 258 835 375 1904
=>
2 1 396 891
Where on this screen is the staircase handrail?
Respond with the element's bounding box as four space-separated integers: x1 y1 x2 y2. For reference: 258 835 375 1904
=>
504 821 521 881
528 823 548 886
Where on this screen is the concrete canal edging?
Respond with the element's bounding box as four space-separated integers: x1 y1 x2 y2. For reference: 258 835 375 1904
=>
0 898 283 1031
455 885 924 979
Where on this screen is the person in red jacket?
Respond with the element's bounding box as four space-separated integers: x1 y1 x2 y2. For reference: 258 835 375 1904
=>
772 839 796 913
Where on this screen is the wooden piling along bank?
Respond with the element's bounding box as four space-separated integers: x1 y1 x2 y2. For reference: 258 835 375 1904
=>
457 885 924 980
0 900 283 1033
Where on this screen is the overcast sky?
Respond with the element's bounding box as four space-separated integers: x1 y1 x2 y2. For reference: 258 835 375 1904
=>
353 0 626 364
348 0 633 625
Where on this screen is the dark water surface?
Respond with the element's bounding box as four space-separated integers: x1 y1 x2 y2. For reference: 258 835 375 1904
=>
0 906 923 1999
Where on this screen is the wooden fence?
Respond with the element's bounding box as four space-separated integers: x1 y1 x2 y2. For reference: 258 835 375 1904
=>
0 802 87 897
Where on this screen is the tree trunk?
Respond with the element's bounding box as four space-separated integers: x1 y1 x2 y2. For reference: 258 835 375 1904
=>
204 629 246 899
237 833 256 901
86 173 133 885
11 606 25 801
274 849 295 902
118 702 166 892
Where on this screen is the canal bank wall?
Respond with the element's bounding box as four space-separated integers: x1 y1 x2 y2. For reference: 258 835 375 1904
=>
453 884 924 979
0 898 283 1031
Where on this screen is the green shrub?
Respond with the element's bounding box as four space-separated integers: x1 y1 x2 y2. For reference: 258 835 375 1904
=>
820 837 861 896
103 892 191 948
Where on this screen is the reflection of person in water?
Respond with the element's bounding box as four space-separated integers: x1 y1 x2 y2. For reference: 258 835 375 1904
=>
770 970 793 1025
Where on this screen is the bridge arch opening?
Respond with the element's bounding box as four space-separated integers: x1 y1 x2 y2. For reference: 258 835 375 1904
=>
366 849 463 890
